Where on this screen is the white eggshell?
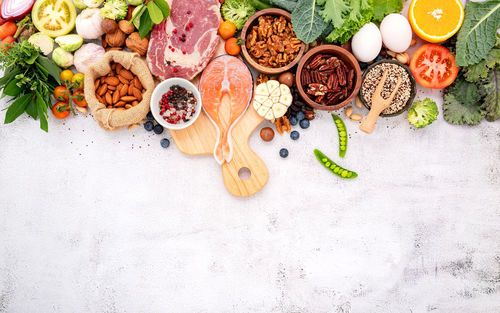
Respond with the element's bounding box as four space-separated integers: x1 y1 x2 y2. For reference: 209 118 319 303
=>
351 23 382 63
380 13 413 53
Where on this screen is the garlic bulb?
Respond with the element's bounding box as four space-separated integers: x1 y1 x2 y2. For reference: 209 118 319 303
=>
76 8 104 40
74 43 105 74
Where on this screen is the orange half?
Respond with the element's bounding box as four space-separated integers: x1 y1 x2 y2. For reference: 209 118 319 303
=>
409 0 464 43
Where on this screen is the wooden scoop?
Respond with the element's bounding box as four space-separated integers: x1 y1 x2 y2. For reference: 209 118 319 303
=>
359 70 402 134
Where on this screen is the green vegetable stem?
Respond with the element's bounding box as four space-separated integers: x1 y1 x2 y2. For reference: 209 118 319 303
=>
249 0 273 10
331 114 348 157
314 149 358 179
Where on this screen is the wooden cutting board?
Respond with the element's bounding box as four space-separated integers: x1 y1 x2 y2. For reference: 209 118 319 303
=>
170 40 269 197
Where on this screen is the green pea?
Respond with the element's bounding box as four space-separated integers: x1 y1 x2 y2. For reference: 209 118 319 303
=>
313 149 358 179
331 114 348 158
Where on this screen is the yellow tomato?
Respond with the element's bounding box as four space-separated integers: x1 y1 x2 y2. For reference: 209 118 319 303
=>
60 70 74 82
72 73 84 90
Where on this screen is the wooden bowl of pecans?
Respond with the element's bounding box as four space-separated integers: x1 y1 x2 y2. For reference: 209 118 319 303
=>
241 8 306 75
296 45 362 111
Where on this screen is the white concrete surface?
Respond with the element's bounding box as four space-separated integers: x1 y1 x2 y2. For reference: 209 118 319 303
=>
1 2 499 312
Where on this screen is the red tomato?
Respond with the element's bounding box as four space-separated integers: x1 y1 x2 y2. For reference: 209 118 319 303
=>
52 102 70 119
53 86 69 102
0 22 17 40
0 35 15 51
72 90 87 107
225 37 241 56
410 44 458 89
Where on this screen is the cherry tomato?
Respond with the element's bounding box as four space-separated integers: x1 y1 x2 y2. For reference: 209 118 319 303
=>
218 21 236 40
225 37 241 56
410 44 458 89
71 73 84 90
0 36 15 51
52 102 70 119
0 22 17 40
60 70 74 82
53 86 69 102
72 90 87 107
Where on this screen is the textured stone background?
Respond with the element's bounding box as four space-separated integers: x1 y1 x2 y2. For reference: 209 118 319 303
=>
1 1 499 312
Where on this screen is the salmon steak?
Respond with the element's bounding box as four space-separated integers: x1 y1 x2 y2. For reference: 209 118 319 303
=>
199 55 253 164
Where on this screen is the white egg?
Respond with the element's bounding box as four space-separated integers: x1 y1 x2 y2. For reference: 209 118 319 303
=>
380 13 413 53
351 23 382 63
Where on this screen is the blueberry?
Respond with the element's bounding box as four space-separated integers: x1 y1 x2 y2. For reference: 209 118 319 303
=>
296 111 305 121
153 124 164 134
144 121 154 131
375 55 384 62
289 116 298 126
299 119 310 129
146 112 154 121
290 130 300 140
279 148 289 158
359 62 368 70
160 138 170 148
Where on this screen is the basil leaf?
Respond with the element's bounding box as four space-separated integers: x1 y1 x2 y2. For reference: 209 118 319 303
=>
154 0 170 19
4 94 31 124
36 56 62 84
26 50 40 65
131 4 146 24
139 11 153 39
36 92 48 132
2 79 22 98
25 99 39 119
147 1 164 24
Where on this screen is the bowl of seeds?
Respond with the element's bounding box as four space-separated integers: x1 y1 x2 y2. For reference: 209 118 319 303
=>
359 60 416 116
150 78 202 130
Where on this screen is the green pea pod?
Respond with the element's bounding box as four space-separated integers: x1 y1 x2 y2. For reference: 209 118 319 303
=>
331 114 347 158
314 149 358 179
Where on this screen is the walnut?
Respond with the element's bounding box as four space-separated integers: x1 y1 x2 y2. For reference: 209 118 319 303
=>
126 32 149 56
118 20 135 35
106 29 126 47
275 116 291 135
256 74 269 85
101 19 118 34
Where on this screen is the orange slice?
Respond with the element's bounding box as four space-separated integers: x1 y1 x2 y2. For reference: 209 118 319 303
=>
409 0 464 43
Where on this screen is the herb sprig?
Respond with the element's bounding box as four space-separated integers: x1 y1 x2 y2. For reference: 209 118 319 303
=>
0 40 61 132
131 0 171 39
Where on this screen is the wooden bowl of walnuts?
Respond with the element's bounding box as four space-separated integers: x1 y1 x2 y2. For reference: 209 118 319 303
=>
241 9 306 75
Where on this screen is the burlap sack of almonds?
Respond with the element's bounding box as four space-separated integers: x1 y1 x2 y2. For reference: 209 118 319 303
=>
84 51 154 131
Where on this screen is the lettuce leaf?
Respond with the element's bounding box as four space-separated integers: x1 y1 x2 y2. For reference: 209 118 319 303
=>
317 0 349 28
456 0 500 67
372 0 403 23
323 0 373 44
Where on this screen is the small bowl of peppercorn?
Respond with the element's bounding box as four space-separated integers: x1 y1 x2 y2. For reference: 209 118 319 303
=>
150 78 202 130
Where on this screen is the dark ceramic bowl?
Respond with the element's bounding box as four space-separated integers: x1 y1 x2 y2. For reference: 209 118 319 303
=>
296 45 362 111
359 60 417 117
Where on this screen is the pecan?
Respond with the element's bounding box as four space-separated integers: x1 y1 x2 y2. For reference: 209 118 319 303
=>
307 83 328 96
336 66 347 86
309 54 325 69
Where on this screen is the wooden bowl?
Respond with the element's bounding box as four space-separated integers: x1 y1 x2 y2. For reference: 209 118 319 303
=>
296 45 362 111
359 60 417 117
240 8 306 75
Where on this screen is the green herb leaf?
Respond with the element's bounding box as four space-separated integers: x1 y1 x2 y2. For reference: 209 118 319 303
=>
4 94 31 124
139 10 154 39
154 0 171 19
456 0 500 67
317 0 349 28
36 56 62 84
36 92 48 132
147 1 164 24
2 79 22 98
26 50 40 65
269 0 298 12
25 99 38 119
131 4 146 24
480 69 500 122
291 0 328 44
0 67 20 87
464 45 500 83
372 0 403 23
443 76 486 125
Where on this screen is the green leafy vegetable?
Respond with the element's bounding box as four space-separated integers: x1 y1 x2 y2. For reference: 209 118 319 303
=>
131 0 170 38
154 0 171 19
0 40 60 131
372 0 403 23
323 0 373 43
455 0 500 67
291 0 327 44
138 8 154 38
147 1 164 24
443 76 486 125
480 69 499 122
408 98 439 128
317 0 349 28
249 0 273 10
463 38 500 82
269 0 298 11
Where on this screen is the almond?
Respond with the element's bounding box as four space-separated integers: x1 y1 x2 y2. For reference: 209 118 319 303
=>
132 87 143 101
118 75 129 85
96 94 105 104
125 104 133 109
119 84 128 97
350 114 363 122
344 106 353 117
132 100 139 106
105 76 120 86
116 63 123 73
105 92 112 105
112 90 120 104
133 77 142 90
97 84 108 96
119 69 134 80
94 79 100 90
115 101 126 107
121 96 136 102
107 85 116 91
128 84 134 96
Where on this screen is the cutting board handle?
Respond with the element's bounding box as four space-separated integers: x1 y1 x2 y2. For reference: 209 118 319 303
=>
222 140 268 197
